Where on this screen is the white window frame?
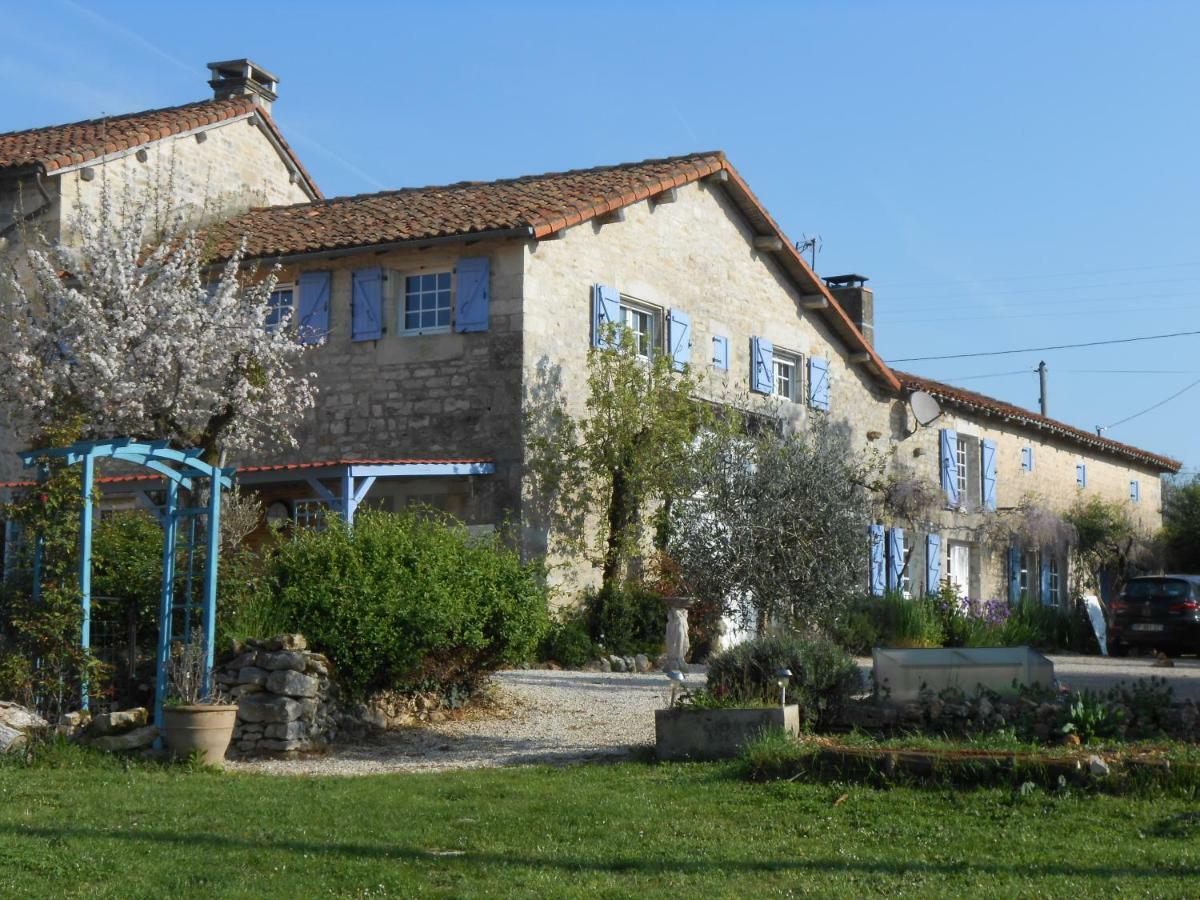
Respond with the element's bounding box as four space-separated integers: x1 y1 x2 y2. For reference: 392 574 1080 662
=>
266 283 294 333
617 296 663 359
401 270 453 336
1048 555 1061 605
955 437 968 500
772 351 800 402
899 530 911 597
1018 551 1035 600
293 498 328 530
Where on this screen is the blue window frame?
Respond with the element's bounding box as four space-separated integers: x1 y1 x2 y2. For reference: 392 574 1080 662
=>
266 287 294 332
404 272 452 333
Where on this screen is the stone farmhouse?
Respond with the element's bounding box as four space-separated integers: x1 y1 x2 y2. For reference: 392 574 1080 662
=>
0 60 1181 605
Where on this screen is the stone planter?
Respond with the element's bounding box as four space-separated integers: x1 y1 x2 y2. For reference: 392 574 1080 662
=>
162 704 238 767
655 704 800 761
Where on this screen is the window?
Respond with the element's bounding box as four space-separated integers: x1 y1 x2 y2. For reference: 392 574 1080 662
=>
1130 480 1140 502
1076 463 1087 488
403 272 452 333
266 286 294 332
1017 551 1038 600
293 499 327 530
1048 556 1061 605
956 437 967 500
899 530 911 596
773 354 799 401
619 300 660 358
1021 446 1033 472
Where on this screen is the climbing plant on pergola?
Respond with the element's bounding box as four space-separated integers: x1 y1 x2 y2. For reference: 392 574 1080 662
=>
20 438 233 729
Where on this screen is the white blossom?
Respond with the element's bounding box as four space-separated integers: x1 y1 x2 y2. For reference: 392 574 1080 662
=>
1 177 318 459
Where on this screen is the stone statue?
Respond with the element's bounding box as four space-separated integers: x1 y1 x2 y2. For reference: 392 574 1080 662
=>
665 600 691 671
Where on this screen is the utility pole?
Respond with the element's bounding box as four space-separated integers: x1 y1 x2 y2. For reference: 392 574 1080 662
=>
1037 361 1048 416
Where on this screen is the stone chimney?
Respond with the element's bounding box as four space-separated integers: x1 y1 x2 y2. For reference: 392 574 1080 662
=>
207 59 278 112
824 274 873 346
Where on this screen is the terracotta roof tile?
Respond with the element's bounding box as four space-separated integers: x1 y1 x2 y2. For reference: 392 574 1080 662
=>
208 151 728 259
0 97 322 199
897 370 1181 472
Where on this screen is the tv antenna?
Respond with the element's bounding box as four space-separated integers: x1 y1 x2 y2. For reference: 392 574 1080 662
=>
796 234 822 270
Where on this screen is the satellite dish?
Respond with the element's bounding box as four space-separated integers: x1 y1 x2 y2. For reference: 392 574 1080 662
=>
910 390 942 426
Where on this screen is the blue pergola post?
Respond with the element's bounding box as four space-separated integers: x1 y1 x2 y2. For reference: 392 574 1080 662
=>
200 472 222 698
154 479 179 734
18 439 232 720
78 451 94 710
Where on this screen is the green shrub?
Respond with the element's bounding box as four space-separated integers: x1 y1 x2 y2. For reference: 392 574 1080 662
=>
539 608 596 668
1000 597 1073 650
706 631 861 729
832 592 944 653
583 583 664 656
266 510 549 698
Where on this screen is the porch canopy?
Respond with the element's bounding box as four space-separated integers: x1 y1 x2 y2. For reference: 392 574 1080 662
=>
0 456 495 527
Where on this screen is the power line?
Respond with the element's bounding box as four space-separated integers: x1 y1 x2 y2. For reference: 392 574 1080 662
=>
881 260 1200 289
931 369 1032 382
1098 377 1200 433
887 275 1200 301
885 328 1200 363
1060 368 1200 375
879 301 1200 326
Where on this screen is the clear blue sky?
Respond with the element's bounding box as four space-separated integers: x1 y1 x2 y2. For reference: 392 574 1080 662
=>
4 1 1199 473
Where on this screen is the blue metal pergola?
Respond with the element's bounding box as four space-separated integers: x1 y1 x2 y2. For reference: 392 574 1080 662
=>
20 439 233 729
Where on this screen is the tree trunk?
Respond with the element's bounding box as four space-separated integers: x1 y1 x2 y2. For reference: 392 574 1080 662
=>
602 461 637 592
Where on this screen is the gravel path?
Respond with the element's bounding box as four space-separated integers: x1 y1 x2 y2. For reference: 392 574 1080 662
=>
230 653 1200 777
229 669 676 777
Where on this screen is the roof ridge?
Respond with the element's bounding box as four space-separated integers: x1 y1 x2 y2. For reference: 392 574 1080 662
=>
0 96 249 141
237 149 727 214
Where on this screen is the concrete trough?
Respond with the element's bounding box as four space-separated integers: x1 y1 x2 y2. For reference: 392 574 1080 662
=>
872 646 1055 703
654 705 800 761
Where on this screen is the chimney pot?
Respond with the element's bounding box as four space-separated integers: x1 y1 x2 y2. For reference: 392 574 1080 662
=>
207 58 279 112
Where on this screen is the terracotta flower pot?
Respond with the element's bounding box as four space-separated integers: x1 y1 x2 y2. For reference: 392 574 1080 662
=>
162 704 238 767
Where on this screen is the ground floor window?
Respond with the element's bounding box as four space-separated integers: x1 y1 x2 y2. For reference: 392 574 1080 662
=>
1048 555 1061 605
293 498 328 530
946 540 970 600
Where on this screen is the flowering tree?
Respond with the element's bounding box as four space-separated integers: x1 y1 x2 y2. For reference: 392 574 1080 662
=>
0 179 317 462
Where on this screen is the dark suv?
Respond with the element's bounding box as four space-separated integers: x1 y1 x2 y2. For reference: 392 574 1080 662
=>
1108 575 1200 657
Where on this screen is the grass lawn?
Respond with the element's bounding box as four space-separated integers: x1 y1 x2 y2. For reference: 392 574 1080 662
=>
1 750 1198 897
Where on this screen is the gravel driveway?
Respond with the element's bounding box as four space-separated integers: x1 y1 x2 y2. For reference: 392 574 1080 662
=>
230 669 676 777
231 654 1200 776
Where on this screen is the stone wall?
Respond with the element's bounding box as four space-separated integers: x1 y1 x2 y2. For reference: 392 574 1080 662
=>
229 239 529 529
215 635 345 755
519 178 1172 598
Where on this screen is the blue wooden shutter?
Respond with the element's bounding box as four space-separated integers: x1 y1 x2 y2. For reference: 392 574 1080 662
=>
1076 464 1087 488
1130 480 1140 502
940 428 959 506
981 439 997 511
925 533 941 596
351 267 383 341
1008 545 1021 603
868 525 886 596
711 335 729 370
296 271 331 344
751 336 774 394
668 309 691 371
455 257 490 333
1021 446 1033 472
808 356 830 411
1039 554 1051 605
886 527 905 593
592 284 620 348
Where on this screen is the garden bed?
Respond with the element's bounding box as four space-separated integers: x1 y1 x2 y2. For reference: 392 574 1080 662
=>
742 732 1200 795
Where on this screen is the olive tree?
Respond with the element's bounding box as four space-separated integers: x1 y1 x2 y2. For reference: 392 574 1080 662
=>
668 418 877 632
